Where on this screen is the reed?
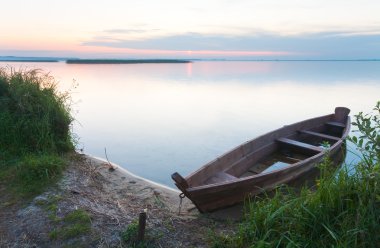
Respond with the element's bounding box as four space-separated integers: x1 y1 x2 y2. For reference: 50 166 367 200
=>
0 68 74 155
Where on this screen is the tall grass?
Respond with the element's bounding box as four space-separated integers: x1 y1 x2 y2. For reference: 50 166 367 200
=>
213 102 380 248
0 68 73 155
0 68 74 196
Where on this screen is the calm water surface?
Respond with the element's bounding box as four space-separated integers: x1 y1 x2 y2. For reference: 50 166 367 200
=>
1 61 380 187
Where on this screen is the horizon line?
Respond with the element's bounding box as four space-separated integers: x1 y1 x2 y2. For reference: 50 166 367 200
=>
1 56 380 63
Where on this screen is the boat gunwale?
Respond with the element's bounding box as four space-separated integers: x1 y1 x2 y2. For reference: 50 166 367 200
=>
186 140 339 193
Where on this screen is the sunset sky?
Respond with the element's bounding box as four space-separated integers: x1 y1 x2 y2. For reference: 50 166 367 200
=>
1 0 379 59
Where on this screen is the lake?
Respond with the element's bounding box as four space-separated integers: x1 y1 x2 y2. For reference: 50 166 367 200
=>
1 61 379 187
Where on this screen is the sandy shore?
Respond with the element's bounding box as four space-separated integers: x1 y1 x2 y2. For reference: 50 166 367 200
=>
85 154 197 215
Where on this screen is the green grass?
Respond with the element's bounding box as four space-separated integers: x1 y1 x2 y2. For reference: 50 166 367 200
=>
212 161 380 247
121 221 139 243
49 209 92 240
63 209 92 224
0 67 74 199
212 102 380 248
120 219 160 247
0 68 74 155
61 223 91 239
37 195 91 242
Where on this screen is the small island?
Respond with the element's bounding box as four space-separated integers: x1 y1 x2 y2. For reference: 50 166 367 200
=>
66 59 191 64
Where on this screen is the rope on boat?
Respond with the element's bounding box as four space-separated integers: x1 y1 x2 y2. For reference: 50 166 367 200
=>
178 193 185 215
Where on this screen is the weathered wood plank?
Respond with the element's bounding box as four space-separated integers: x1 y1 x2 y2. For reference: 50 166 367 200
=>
334 107 350 122
299 130 340 141
171 172 189 191
325 121 346 128
277 138 323 153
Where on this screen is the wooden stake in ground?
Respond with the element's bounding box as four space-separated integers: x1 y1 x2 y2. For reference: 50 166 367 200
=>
137 210 147 243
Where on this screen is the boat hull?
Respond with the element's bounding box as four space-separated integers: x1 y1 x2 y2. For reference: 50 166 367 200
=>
172 107 351 213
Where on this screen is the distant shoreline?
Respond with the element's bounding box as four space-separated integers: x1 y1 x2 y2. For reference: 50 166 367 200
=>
66 59 191 64
0 59 59 62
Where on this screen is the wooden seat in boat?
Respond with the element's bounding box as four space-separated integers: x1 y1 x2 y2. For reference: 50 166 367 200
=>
299 130 340 141
325 121 346 128
277 137 323 153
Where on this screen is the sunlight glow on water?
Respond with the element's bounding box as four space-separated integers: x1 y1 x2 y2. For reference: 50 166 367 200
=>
1 61 379 186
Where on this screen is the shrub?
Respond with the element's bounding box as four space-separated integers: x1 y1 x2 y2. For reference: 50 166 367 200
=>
349 101 380 166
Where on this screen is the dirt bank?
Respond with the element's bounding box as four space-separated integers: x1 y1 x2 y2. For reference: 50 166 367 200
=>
0 154 239 247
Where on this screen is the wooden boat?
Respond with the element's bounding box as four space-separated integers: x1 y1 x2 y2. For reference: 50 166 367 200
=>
172 107 351 213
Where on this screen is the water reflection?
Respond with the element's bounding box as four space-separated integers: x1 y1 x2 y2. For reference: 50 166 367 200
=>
1 61 379 186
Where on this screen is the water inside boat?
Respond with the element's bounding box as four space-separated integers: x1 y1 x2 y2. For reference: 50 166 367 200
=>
240 150 310 178
233 124 345 180
239 126 342 178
